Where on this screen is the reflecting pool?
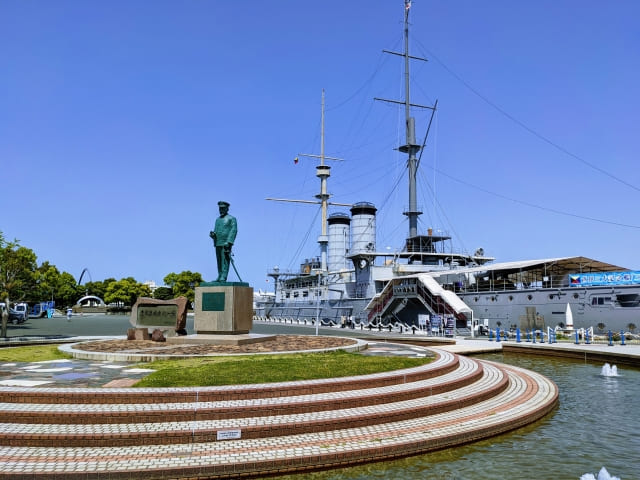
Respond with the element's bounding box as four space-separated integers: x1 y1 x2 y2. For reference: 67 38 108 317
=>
285 353 640 480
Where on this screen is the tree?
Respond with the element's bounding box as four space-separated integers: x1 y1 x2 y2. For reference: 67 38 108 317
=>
0 243 37 302
57 272 81 308
104 277 151 307
82 280 113 302
163 271 203 305
0 233 38 337
33 264 82 308
153 286 174 300
627 323 636 333
35 262 61 304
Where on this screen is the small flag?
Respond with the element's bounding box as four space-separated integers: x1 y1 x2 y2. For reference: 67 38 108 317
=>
294 157 299 164
405 0 411 10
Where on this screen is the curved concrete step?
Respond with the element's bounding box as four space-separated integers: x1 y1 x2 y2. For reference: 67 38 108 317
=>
0 350 558 479
0 358 508 447
0 353 479 427
0 349 458 405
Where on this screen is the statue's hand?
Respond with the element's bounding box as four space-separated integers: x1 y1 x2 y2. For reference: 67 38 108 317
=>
209 231 216 239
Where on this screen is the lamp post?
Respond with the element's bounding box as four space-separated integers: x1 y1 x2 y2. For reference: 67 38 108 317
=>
313 272 327 336
315 274 323 336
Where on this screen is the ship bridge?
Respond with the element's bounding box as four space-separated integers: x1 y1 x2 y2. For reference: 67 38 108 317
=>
365 273 472 327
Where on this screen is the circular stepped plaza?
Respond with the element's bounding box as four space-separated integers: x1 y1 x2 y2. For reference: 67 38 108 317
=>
0 348 558 479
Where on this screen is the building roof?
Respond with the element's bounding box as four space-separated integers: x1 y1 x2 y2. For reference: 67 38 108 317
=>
428 256 628 279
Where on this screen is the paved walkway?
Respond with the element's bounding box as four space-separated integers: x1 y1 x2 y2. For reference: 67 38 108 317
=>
0 357 156 388
440 335 640 367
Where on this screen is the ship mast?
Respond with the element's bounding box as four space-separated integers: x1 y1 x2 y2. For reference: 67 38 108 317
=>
375 0 436 241
266 89 349 275
317 89 330 272
403 4 420 239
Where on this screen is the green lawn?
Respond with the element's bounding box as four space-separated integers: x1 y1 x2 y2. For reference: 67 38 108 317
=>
0 345 73 362
136 351 433 387
0 345 433 387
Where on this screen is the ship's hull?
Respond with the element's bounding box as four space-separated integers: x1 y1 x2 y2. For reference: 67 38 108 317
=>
256 283 640 333
458 284 640 333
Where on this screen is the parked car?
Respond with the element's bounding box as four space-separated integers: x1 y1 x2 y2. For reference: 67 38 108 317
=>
0 303 27 325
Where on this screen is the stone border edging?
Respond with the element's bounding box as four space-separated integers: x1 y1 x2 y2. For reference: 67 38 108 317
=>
59 336 369 361
502 343 640 367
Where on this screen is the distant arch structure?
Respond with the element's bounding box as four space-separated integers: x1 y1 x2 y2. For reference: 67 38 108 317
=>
77 295 106 307
77 268 93 285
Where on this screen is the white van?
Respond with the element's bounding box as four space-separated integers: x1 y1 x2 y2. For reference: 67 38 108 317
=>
13 303 28 324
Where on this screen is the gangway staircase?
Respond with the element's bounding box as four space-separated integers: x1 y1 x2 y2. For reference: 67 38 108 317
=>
366 274 472 326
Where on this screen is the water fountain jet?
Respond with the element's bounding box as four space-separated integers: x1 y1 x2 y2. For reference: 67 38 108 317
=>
580 466 621 480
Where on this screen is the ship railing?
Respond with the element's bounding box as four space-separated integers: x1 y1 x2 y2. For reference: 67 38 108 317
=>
415 283 462 320
457 276 568 293
367 287 395 322
366 276 467 326
252 314 469 337
252 315 640 342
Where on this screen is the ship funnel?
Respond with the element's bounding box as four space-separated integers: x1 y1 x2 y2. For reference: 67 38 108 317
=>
327 213 351 273
350 202 377 255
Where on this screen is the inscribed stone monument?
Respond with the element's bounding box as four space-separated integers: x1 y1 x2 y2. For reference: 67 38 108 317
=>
128 296 188 340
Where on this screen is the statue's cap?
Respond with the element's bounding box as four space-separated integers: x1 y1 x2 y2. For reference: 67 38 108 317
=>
218 201 230 207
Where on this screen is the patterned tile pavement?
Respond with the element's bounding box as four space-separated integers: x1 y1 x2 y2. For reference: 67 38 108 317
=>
0 358 156 388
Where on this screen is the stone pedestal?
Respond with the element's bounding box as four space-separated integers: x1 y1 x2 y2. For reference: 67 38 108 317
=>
193 283 253 334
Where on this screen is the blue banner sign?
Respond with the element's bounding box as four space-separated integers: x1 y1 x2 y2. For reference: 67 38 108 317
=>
445 315 455 328
569 271 640 287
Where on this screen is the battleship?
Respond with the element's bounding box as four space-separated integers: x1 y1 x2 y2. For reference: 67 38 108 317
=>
256 1 640 335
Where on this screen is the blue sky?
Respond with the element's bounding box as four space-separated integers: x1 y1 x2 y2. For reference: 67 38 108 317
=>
3 0 640 292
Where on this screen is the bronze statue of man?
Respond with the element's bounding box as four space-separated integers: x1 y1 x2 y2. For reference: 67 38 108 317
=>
209 201 237 282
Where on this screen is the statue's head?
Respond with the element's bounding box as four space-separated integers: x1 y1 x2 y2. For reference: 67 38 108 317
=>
218 200 230 215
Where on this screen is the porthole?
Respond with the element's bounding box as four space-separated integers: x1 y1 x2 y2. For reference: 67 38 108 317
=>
548 294 554 300
527 294 533 301
573 293 579 299
508 295 513 301
474 297 479 302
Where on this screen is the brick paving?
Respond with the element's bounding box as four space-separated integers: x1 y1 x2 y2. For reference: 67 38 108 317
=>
77 334 358 355
63 334 368 362
0 338 559 479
